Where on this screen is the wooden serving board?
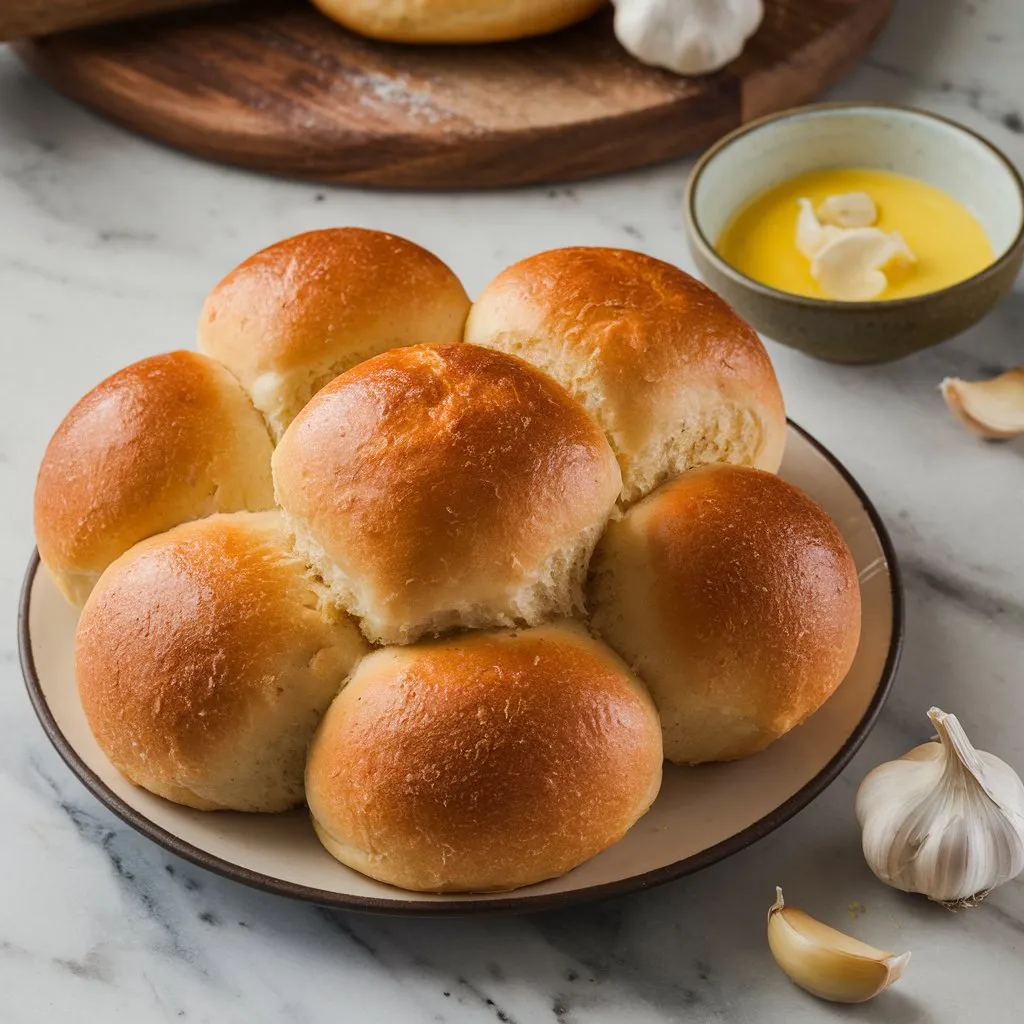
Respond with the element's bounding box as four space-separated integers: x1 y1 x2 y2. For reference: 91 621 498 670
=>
19 0 894 189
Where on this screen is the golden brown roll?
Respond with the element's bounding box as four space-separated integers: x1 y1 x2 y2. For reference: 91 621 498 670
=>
465 247 787 504
306 623 663 892
75 511 369 812
197 228 471 437
34 351 274 606
310 0 605 43
589 465 861 764
273 343 622 644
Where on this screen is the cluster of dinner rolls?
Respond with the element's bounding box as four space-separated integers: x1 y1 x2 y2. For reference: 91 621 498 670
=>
35 228 861 894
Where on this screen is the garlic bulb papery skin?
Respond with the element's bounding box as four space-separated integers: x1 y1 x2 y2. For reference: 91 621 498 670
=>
613 0 764 76
940 369 1024 440
856 707 1024 907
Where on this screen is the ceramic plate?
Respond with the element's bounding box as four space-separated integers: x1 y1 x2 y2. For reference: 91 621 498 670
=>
19 423 902 915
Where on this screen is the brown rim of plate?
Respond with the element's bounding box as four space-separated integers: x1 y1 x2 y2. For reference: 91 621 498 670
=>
18 421 904 917
685 100 1024 311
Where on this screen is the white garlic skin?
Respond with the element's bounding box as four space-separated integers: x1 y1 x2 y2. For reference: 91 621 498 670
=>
767 888 910 1003
856 708 1024 905
940 369 1024 440
613 0 764 76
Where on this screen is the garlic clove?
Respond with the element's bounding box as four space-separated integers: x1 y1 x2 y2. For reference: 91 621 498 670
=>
816 192 878 228
940 368 1024 439
810 228 893 300
767 888 910 1003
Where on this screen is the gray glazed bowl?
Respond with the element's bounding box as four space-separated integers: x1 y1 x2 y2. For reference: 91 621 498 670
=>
684 103 1024 364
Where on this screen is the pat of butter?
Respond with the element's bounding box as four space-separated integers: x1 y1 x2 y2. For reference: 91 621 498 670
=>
816 192 878 228
810 228 916 301
796 193 916 300
796 199 842 259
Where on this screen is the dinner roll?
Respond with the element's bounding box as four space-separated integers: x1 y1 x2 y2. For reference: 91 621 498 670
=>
306 623 663 892
198 228 470 437
310 0 605 43
273 343 621 644
75 511 368 812
589 465 861 764
34 351 274 606
465 247 786 504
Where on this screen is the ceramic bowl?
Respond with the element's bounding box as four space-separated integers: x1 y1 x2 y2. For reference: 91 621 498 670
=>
685 103 1024 364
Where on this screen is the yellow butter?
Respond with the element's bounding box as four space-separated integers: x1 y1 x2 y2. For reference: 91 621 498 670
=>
716 168 994 300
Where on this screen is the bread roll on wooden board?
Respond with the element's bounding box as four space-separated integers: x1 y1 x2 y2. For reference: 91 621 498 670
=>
0 0 217 41
310 0 605 43
14 1 896 189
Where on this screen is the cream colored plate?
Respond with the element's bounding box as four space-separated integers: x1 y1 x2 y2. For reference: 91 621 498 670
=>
19 423 901 914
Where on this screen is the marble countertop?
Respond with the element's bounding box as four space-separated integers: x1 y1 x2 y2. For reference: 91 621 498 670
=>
2 1 1023 1020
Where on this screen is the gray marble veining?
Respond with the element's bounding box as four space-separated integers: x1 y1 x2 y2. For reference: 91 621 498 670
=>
2 0 1023 1020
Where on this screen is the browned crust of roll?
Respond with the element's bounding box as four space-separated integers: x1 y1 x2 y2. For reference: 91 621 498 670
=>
75 511 368 812
272 343 621 642
589 464 862 763
198 227 470 435
306 623 663 892
309 0 606 43
465 247 787 503
34 351 274 605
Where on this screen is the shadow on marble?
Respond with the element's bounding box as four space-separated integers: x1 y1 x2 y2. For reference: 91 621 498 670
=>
817 990 925 1022
839 0 966 100
0 56 109 161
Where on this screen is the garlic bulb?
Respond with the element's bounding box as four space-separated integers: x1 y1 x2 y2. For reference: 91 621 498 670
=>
856 707 1024 907
612 0 764 76
767 888 910 1003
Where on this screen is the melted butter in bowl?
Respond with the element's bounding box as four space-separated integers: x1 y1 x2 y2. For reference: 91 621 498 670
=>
716 169 994 301
685 103 1024 363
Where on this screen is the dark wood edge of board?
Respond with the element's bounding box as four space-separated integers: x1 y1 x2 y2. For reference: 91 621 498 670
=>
15 0 896 188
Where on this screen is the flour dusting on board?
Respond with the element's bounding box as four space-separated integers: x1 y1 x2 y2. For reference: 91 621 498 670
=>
350 71 444 125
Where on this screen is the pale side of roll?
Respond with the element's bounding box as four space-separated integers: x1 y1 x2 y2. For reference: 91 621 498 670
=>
198 228 471 438
310 0 606 44
75 511 369 812
272 343 622 644
589 464 861 764
34 351 275 606
465 247 786 505
306 622 663 892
